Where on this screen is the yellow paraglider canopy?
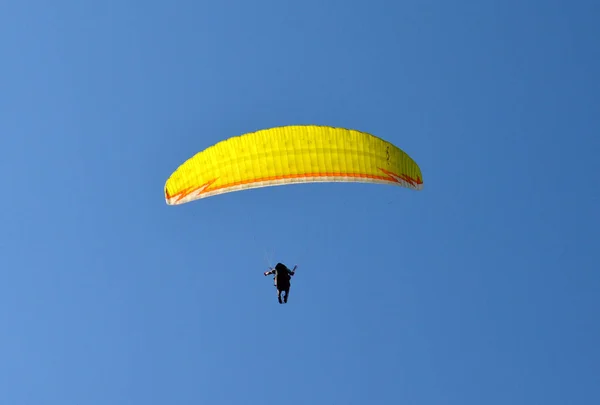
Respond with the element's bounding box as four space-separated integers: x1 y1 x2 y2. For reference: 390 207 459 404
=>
164 125 423 205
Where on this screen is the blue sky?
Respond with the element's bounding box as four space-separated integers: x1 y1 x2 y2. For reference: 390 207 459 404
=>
1 1 599 404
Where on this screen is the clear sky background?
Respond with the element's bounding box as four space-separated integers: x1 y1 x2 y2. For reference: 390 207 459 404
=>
1 1 599 404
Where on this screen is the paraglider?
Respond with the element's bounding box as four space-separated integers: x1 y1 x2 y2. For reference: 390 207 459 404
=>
164 125 423 205
164 125 423 304
264 263 297 304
